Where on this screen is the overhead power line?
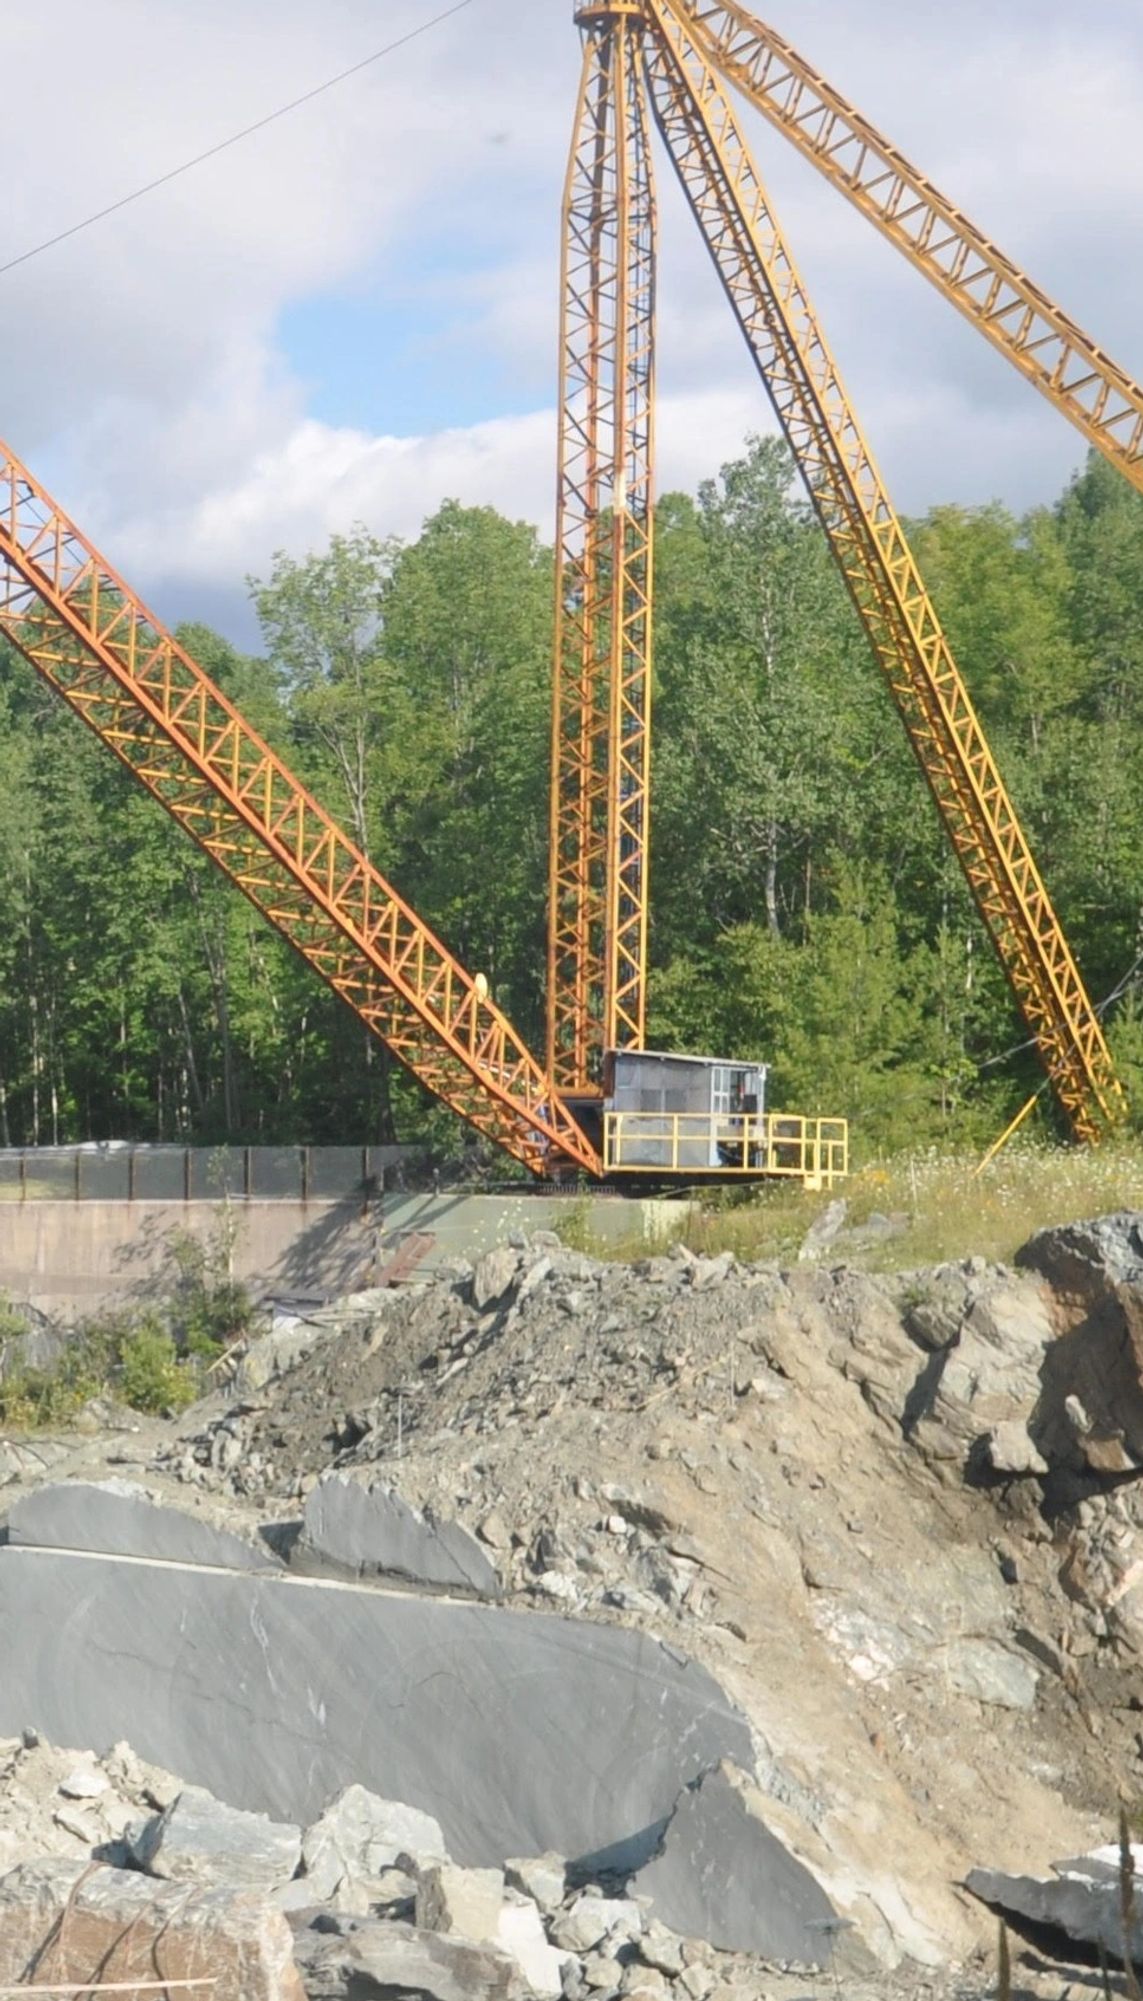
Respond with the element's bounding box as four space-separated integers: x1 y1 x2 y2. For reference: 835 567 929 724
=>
0 0 476 281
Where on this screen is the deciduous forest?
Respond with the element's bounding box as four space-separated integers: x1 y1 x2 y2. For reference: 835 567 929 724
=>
2 438 1141 1161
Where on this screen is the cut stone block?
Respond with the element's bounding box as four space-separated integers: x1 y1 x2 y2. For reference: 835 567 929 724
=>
633 1761 836 1961
0 1543 754 1878
298 1469 499 1597
0 1858 304 2001
135 1784 302 1890
6 1479 274 1571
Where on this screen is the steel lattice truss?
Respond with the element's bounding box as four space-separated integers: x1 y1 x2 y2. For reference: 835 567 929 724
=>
550 0 1138 1143
549 6 656 1092
0 0 1139 1167
0 447 600 1178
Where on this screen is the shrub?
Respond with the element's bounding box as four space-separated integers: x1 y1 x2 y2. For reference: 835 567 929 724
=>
117 1323 198 1415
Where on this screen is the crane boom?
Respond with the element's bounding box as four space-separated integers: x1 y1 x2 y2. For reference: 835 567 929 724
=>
644 0 1122 1143
672 0 1143 495
0 440 602 1179
549 2 656 1094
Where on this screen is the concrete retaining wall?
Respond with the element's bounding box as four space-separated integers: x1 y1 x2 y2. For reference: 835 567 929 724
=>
0 1193 684 1315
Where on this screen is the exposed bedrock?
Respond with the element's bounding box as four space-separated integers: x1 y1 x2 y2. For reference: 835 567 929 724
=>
0 1540 754 1889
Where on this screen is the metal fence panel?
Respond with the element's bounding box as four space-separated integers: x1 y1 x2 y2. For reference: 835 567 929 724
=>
189 1148 245 1201
132 1151 188 1200
0 1145 415 1201
307 1146 367 1201
76 1150 132 1200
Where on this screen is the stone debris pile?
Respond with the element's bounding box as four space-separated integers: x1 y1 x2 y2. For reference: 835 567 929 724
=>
0 1743 850 2001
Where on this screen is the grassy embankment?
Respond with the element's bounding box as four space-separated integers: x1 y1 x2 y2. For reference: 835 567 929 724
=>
566 1142 1143 1271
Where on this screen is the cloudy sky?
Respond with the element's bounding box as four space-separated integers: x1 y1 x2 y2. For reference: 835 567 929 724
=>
2 0 1141 645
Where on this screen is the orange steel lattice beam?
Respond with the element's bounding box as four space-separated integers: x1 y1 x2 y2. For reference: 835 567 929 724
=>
0 441 601 1180
549 0 656 1093
643 0 1122 1142
672 0 1143 492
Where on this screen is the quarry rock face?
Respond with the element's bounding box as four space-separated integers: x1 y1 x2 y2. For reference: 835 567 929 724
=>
15 1213 1143 1981
0 1858 305 2001
297 1467 500 1597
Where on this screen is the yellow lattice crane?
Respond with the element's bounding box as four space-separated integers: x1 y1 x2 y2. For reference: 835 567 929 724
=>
0 1 1138 1182
549 0 1137 1166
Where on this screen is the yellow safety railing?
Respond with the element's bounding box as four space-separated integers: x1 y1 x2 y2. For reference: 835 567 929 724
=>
602 1110 848 1185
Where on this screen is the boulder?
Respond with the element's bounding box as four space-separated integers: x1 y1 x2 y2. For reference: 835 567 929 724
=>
633 1762 836 1961
1017 1213 1143 1307
0 1858 304 2001
496 1899 569 1998
302 1784 447 1900
904 1271 1052 1465
416 1861 505 1943
6 1480 274 1571
504 1852 566 1915
135 1784 302 1890
550 1894 642 1955
294 1916 527 2000
983 1422 1048 1477
297 1469 499 1598
472 1245 521 1310
0 1314 65 1381
797 1199 848 1263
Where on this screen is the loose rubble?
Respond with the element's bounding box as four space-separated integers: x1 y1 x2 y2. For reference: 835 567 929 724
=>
10 1213 1143 1993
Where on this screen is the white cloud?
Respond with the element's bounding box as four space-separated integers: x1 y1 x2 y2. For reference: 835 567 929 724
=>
1 0 1141 640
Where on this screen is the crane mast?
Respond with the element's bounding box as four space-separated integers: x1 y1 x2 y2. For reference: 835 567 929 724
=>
549 0 656 1096
555 0 1128 1145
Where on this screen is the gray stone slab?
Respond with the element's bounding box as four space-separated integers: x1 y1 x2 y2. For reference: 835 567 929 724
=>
0 1544 753 1878
135 1784 301 1890
298 1471 500 1598
633 1761 837 1961
294 1916 526 2001
967 1863 1143 1962
6 1480 275 1571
